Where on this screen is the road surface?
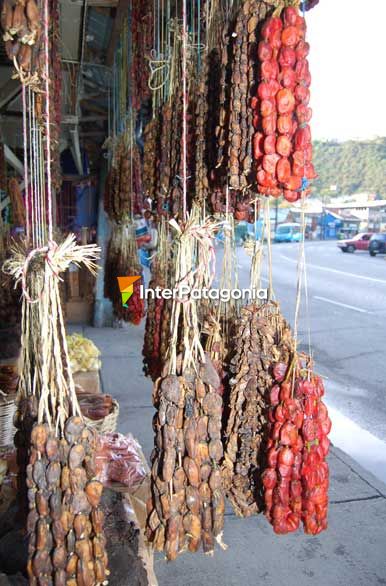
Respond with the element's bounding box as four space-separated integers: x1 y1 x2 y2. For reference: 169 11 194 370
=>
215 239 386 481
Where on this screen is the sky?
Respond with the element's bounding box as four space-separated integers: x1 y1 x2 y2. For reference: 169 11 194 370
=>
306 0 386 141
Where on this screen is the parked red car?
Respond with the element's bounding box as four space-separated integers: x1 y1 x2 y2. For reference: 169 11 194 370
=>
337 233 373 253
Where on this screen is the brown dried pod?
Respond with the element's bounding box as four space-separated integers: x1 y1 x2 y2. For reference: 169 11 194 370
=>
64 417 84 444
183 457 200 488
209 469 223 492
49 489 62 521
202 393 222 417
52 520 66 546
75 538 92 562
209 439 223 462
52 545 67 570
70 467 87 493
199 482 211 505
200 357 221 390
54 568 66 586
195 379 206 401
196 416 208 441
46 461 61 488
68 444 85 470
183 512 201 551
85 480 103 508
27 487 36 508
166 403 178 426
32 459 47 490
84 455 96 479
17 43 31 71
32 549 51 577
200 463 212 483
185 486 200 515
176 408 184 429
66 553 78 576
67 529 76 554
60 466 70 491
60 509 74 533
165 515 180 561
35 490 49 516
30 424 47 452
196 442 210 466
91 509 104 534
46 436 60 462
59 440 70 462
160 375 181 405
160 493 171 520
10 2 24 35
173 468 186 492
162 448 176 483
72 491 91 515
184 420 197 459
94 558 106 584
213 491 225 536
73 514 89 540
163 424 176 449
25 0 40 31
208 417 222 440
36 517 50 551
92 535 105 559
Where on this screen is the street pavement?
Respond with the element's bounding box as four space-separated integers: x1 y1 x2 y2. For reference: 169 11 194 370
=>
221 240 386 483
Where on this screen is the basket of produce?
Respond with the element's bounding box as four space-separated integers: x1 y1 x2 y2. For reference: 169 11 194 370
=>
77 391 119 434
67 333 101 373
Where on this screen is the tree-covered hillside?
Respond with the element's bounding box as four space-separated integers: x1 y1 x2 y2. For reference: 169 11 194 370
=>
312 138 386 199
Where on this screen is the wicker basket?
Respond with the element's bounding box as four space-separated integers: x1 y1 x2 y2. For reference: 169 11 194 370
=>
83 399 119 434
0 392 17 449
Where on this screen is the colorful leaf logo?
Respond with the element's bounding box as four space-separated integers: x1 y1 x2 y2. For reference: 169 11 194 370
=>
117 276 141 308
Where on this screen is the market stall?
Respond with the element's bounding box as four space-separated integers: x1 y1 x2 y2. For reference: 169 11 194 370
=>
0 0 331 583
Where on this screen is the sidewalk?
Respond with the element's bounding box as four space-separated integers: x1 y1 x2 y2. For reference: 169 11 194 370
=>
75 323 386 586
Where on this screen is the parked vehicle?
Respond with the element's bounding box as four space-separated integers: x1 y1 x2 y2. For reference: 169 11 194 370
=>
337 233 373 253
274 223 301 243
369 233 386 256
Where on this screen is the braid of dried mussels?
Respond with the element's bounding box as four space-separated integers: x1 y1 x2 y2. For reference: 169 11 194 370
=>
195 60 210 206
156 104 172 217
143 118 159 200
146 355 225 559
222 303 293 517
26 418 108 586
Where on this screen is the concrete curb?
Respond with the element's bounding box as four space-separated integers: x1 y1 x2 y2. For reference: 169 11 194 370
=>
331 445 386 498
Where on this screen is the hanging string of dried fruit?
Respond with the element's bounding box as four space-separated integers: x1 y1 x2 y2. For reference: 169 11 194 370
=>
263 355 331 535
104 131 143 222
49 0 62 192
104 222 144 324
143 219 173 380
203 214 240 398
146 213 227 559
3 0 110 578
222 302 295 517
1 0 41 84
131 0 153 110
142 117 160 201
214 0 270 218
253 5 316 202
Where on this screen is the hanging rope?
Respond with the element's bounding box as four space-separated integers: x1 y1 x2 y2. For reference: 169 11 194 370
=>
181 0 188 219
43 0 53 240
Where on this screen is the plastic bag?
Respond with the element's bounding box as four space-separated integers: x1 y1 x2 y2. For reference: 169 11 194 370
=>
96 432 146 489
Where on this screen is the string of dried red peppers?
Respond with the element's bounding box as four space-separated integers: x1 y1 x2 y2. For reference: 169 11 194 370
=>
253 6 316 202
263 360 331 535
